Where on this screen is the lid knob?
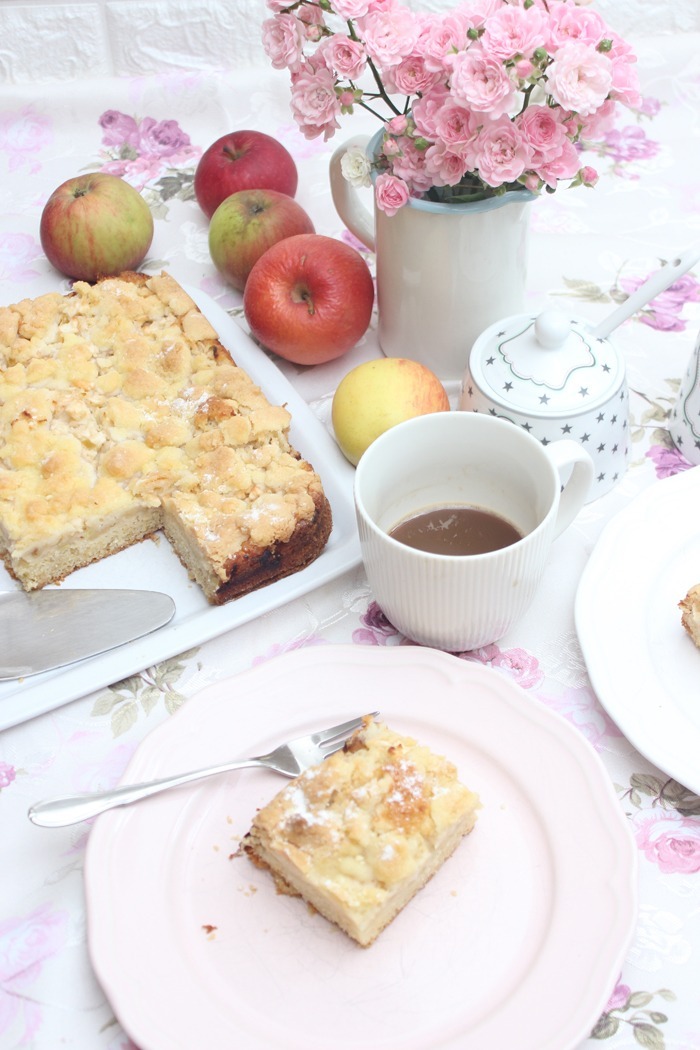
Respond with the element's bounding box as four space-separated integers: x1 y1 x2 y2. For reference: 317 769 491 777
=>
533 309 572 350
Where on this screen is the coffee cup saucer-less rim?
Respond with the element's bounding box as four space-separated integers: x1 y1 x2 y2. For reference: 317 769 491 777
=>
354 413 562 557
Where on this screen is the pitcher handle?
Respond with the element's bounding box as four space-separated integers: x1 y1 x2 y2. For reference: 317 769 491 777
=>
329 135 376 250
545 440 594 537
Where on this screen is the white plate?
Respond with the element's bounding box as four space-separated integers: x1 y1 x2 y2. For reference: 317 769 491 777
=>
0 287 360 731
575 467 700 794
85 645 637 1050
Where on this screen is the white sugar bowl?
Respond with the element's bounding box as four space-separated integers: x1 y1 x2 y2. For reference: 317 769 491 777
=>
459 309 629 501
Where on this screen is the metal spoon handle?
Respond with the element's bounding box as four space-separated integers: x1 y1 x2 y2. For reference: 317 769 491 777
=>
592 245 700 341
27 758 260 828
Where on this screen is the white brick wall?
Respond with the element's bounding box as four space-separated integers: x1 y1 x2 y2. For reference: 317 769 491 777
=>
0 0 695 85
0 0 268 83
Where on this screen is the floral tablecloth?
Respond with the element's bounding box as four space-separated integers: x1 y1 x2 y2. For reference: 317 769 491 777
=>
1 28 700 1050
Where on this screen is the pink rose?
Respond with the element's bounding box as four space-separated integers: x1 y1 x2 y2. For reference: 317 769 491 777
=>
579 165 599 187
137 117 192 158
462 644 544 689
579 97 616 139
98 109 139 148
547 3 608 49
333 0 371 17
412 84 451 138
435 99 479 148
389 54 441 96
290 66 341 141
425 141 468 187
480 4 547 61
448 44 516 118
609 52 641 108
389 138 434 193
635 812 700 874
474 116 532 187
321 34 367 81
374 172 410 216
385 114 408 135
517 104 568 164
605 981 632 1012
0 761 16 788
546 41 613 116
262 14 304 72
646 445 692 479
360 9 422 68
421 12 470 73
536 138 581 187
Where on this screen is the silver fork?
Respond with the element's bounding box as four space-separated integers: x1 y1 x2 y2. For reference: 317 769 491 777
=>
27 711 378 829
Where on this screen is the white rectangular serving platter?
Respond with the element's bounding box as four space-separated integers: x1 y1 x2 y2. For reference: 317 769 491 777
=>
0 285 361 732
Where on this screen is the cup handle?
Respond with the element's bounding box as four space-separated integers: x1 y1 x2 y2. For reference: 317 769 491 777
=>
546 440 595 537
329 135 375 250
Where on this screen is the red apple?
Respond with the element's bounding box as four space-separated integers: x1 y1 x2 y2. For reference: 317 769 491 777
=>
208 188 314 292
40 172 154 282
194 130 298 219
243 234 375 366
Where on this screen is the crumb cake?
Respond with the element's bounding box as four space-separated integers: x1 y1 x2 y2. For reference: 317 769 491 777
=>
0 271 331 603
679 584 700 647
243 715 480 947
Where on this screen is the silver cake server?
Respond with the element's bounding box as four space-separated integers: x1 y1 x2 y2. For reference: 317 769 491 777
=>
0 589 176 680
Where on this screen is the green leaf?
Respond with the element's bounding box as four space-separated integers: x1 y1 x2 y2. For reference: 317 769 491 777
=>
165 691 185 716
112 701 138 737
660 779 696 804
629 991 654 1008
590 1014 619 1039
630 774 662 797
91 691 119 716
139 688 160 716
677 795 700 817
648 1013 668 1024
633 1022 665 1050
657 989 676 1001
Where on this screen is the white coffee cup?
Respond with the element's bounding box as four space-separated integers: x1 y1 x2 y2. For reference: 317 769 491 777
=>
354 412 594 651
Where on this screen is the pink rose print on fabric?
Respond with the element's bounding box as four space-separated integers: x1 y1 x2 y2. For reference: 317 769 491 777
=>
252 636 328 666
0 762 16 789
0 105 53 175
0 904 69 1043
646 444 693 480
96 110 201 190
635 810 700 874
535 682 623 750
602 125 660 165
460 643 544 689
352 601 404 646
618 270 700 334
605 980 632 1012
0 232 43 283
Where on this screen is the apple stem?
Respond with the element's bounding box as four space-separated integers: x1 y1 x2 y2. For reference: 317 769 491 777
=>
302 291 315 316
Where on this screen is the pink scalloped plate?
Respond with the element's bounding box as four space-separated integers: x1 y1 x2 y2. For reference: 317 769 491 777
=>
85 645 637 1050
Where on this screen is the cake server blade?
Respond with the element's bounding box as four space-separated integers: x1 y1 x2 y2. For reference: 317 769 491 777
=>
0 589 176 680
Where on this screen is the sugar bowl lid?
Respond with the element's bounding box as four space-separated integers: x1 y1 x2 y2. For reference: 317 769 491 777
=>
466 309 626 417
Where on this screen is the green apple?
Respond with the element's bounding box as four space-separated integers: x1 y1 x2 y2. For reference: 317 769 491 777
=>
208 188 314 292
332 358 451 465
40 172 154 282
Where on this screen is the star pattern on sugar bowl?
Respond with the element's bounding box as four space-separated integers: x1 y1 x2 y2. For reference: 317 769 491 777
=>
460 310 630 501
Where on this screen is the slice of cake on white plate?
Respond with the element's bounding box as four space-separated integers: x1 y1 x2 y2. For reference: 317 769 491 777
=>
243 715 480 947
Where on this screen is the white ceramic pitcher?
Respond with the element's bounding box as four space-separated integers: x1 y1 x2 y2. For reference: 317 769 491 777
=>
329 132 535 382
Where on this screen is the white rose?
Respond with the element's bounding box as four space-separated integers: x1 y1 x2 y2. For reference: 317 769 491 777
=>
341 145 372 188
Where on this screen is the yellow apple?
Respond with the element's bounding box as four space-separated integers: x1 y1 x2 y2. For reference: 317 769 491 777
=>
331 357 450 465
